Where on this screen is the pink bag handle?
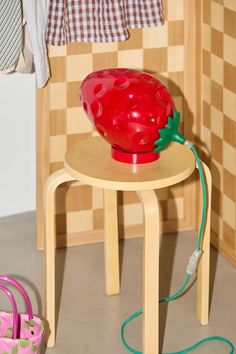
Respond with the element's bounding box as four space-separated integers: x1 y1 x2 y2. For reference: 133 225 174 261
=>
0 283 19 339
0 275 33 320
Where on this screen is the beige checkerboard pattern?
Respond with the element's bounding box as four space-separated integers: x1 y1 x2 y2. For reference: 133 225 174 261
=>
37 0 196 247
202 0 236 264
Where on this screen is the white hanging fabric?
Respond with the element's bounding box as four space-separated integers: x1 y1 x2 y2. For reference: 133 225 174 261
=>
15 23 34 74
23 0 50 87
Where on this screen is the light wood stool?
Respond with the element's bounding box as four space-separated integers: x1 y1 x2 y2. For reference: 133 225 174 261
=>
44 136 211 353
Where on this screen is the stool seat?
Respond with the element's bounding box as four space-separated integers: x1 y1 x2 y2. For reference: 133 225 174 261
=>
44 136 211 354
65 136 196 190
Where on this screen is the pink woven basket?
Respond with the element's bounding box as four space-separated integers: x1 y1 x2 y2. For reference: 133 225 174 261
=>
0 275 44 354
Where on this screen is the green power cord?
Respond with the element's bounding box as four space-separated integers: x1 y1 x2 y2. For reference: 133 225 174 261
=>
120 111 235 354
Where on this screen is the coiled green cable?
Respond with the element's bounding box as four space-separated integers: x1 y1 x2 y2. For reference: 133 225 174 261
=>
120 141 235 354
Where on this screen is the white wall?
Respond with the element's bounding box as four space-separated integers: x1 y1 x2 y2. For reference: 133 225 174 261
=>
0 73 36 217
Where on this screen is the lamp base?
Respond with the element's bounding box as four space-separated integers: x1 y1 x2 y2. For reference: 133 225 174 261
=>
112 147 160 164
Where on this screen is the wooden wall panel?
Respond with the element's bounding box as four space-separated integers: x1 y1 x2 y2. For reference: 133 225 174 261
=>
37 0 199 249
201 0 236 265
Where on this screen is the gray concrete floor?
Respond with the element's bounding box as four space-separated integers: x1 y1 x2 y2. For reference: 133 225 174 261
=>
0 212 235 353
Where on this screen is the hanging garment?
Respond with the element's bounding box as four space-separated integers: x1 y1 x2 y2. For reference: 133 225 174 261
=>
0 0 50 87
22 0 50 86
0 0 23 72
15 23 34 74
0 7 34 75
46 0 164 45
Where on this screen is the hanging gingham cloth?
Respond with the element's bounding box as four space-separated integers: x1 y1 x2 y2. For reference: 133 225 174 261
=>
46 0 164 45
0 0 22 71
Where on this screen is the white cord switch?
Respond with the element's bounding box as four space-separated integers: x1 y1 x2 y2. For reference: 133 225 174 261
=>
186 249 202 275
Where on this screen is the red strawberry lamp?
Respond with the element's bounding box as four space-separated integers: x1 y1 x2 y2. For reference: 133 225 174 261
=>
80 68 185 164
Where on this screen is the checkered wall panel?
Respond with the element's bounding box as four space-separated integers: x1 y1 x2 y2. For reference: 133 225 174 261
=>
202 0 236 264
37 0 196 248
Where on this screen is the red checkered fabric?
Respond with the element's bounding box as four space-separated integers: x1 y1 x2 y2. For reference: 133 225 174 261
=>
46 0 164 45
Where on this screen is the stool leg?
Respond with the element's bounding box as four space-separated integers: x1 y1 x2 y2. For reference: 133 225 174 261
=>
44 169 76 347
103 189 120 296
197 162 212 325
138 190 160 354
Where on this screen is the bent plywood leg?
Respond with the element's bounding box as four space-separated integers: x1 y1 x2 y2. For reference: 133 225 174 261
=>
197 162 212 325
103 189 120 296
138 190 160 354
44 168 76 347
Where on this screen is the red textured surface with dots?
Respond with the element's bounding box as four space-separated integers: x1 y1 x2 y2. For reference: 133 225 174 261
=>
80 68 175 163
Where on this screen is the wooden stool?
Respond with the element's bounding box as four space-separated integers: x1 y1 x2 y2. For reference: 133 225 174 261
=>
44 136 212 353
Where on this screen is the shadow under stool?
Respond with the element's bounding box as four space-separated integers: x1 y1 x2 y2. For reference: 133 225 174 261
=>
43 136 212 354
